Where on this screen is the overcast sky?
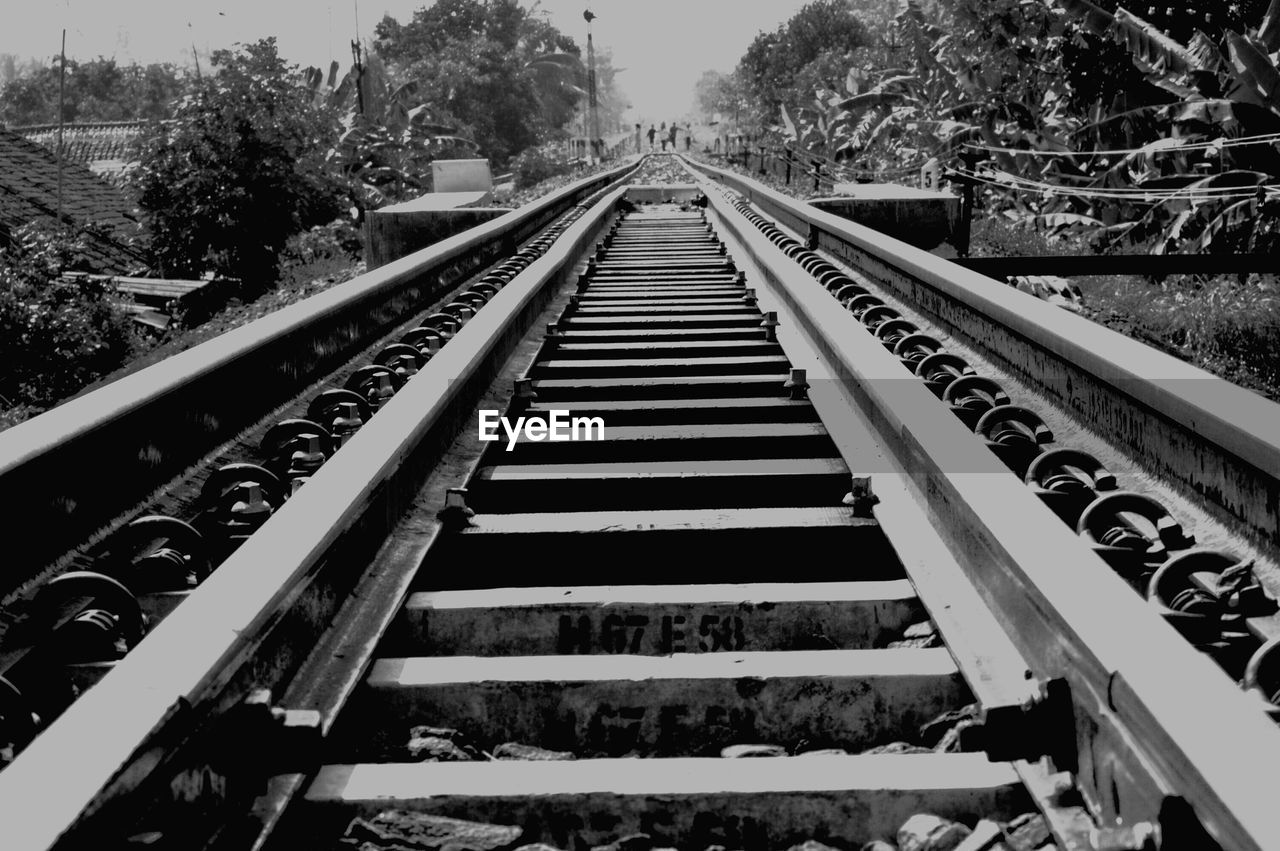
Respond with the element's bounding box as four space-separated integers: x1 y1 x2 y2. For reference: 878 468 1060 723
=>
0 0 818 120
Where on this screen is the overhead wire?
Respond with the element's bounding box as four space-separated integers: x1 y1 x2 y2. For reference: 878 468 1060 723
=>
962 132 1280 159
951 166 1280 203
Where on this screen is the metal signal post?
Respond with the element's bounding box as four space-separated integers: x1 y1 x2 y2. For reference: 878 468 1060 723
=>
584 7 601 161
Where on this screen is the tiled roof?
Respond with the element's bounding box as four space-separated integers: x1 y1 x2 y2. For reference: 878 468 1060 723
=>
0 127 149 274
12 120 150 169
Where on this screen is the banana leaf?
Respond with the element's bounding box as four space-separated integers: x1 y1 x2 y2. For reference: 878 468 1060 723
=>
1056 0 1112 36
780 104 798 140
1111 8 1196 77
1193 197 1257 252
526 53 585 73
836 91 909 111
1260 0 1280 52
846 67 866 95
1027 212 1104 232
1226 32 1280 117
1187 30 1224 74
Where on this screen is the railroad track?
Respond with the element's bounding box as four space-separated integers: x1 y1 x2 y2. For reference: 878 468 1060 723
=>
0 160 641 765
0 156 1278 851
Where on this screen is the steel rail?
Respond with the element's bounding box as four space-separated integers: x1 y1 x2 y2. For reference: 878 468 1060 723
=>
0 160 640 593
693 169 1280 851
0 180 632 851
683 157 1280 552
10 159 1280 851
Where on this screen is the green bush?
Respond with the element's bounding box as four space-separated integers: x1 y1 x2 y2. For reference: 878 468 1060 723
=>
512 145 573 189
130 39 344 291
0 224 139 409
1162 278 1280 389
288 217 363 265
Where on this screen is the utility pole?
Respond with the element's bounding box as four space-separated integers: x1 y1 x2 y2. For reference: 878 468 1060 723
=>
188 23 202 80
56 29 66 227
584 7 600 162
351 39 364 117
352 0 365 117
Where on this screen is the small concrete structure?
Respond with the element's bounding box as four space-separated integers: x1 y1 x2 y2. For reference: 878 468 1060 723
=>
363 191 507 269
430 158 493 192
809 184 960 250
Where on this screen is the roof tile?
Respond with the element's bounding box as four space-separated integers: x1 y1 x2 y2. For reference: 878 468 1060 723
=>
13 120 150 167
0 126 149 274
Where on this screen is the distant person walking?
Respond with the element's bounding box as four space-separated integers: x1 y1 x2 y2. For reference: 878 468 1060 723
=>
667 123 678 152
647 124 656 151
660 121 668 151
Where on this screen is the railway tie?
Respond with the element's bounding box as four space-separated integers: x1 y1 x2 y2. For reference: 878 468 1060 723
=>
4 162 1280 851
292 203 1031 850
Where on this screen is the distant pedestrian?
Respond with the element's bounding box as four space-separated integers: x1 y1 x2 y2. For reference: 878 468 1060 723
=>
667 123 677 151
647 124 656 151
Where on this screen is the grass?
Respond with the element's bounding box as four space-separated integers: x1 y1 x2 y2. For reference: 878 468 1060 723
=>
957 216 1280 401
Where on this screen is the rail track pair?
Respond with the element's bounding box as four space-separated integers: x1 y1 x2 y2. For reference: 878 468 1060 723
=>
0 155 1277 850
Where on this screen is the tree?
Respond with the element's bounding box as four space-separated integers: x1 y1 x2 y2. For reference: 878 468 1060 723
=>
0 54 40 88
556 47 627 138
750 0 1280 256
0 56 185 125
130 39 343 287
737 0 873 115
693 70 747 124
582 48 628 137
373 0 585 166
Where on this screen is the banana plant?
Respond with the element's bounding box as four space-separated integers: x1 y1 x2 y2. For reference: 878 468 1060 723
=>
301 52 479 211
1053 0 1280 253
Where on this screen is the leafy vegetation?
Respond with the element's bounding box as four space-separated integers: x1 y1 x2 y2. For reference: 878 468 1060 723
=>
700 0 1280 398
0 56 185 125
303 50 482 213
372 0 621 167
713 0 1280 256
0 3 630 425
736 0 874 117
0 223 139 410
0 1 620 292
511 142 581 189
129 39 345 289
